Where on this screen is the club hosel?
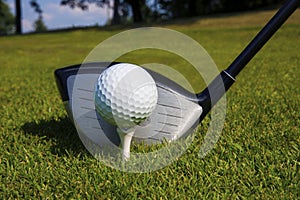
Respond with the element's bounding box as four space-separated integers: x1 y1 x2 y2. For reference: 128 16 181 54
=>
197 71 235 120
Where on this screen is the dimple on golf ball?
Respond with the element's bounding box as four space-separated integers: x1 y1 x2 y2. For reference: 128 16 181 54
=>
94 63 158 130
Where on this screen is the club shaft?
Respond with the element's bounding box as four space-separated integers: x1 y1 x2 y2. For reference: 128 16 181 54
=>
198 0 299 118
226 0 299 78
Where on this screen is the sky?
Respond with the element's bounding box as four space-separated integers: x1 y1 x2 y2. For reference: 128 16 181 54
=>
6 0 113 33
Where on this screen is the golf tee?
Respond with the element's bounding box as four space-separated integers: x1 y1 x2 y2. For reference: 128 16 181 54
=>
117 128 134 160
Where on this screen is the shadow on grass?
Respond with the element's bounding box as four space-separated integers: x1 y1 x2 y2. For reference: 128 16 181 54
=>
21 117 88 157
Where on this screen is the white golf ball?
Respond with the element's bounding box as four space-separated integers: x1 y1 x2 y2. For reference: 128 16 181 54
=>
94 63 158 130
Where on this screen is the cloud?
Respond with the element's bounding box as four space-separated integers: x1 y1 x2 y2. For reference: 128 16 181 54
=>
23 19 33 32
43 3 112 29
43 13 53 21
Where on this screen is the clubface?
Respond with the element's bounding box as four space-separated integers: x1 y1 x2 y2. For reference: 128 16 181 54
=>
55 62 203 147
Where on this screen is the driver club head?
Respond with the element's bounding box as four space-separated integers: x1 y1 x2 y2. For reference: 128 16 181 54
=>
55 62 204 147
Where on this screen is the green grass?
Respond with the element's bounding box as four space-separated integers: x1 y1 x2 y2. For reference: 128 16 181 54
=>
0 9 299 199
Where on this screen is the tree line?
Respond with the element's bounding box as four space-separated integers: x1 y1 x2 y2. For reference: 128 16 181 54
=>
158 0 282 18
1 0 283 35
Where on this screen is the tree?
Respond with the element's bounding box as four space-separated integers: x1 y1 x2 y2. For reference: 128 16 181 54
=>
125 0 144 23
30 0 42 14
0 0 15 35
34 16 47 32
158 0 282 19
30 0 47 32
14 0 48 34
15 0 21 34
112 0 121 24
218 0 282 12
61 0 147 24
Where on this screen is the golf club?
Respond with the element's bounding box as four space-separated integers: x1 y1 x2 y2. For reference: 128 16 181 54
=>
55 0 299 149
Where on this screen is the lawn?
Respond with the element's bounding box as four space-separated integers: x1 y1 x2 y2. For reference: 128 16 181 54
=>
0 8 299 199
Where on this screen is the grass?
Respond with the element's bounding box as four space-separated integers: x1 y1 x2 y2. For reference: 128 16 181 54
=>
0 9 299 199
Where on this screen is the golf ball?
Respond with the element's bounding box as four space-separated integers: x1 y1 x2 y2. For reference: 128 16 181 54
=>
94 63 158 129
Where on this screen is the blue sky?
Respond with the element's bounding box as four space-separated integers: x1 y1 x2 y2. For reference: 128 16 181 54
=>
7 0 112 33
